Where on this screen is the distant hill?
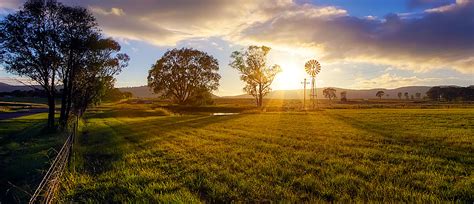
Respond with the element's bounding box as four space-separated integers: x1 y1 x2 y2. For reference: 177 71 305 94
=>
119 86 158 98
224 86 433 99
118 85 220 98
0 82 37 92
0 83 460 99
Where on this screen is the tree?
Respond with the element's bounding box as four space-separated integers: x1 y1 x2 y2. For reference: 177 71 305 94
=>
404 92 409 100
426 86 474 101
376 91 385 100
68 37 128 117
57 4 100 126
427 87 441 101
0 0 62 129
148 48 220 105
340 91 347 102
0 0 128 129
398 92 402 100
415 92 421 100
230 46 281 107
323 88 337 100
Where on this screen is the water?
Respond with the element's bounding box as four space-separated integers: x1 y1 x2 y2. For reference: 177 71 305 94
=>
211 112 239 116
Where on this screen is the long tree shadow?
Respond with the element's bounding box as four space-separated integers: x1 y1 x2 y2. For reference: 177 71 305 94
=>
72 113 244 202
326 112 473 166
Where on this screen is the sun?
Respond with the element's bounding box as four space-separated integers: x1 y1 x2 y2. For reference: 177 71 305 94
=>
266 46 321 90
271 62 306 90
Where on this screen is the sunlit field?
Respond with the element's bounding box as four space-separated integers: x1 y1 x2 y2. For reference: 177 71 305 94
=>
58 103 473 202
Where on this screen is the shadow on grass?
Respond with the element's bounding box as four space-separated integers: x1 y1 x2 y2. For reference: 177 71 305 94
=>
327 113 472 162
0 116 65 203
85 109 170 119
326 112 473 201
158 105 251 114
68 112 244 202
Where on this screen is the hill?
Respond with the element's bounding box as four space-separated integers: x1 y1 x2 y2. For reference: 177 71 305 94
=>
0 82 37 92
118 85 220 98
118 86 158 98
224 86 433 99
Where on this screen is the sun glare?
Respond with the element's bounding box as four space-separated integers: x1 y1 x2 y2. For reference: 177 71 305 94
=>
269 48 320 90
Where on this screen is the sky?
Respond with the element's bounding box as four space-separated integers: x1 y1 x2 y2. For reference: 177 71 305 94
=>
0 0 473 96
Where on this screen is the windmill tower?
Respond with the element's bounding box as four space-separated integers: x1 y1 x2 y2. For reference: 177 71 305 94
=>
304 59 321 109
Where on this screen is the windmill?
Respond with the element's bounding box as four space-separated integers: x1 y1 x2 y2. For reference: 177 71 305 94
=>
305 59 321 109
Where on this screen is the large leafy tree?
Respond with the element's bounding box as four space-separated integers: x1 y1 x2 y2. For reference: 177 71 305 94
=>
148 48 220 105
0 0 62 129
230 46 281 107
70 37 129 116
57 5 98 126
0 0 128 129
323 88 337 100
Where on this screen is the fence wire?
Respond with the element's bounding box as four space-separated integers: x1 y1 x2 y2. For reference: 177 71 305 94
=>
29 119 77 204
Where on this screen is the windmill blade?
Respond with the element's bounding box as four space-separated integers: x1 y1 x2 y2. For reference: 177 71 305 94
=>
304 59 321 77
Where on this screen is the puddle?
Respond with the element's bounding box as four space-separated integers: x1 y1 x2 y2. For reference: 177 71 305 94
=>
211 112 240 116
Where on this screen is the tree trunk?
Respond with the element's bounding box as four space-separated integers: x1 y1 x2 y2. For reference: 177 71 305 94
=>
59 78 68 128
47 92 55 129
258 83 263 107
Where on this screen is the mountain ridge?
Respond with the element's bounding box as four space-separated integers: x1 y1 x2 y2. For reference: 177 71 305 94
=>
1 82 468 99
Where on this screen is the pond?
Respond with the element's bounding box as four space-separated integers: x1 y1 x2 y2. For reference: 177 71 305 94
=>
211 112 240 116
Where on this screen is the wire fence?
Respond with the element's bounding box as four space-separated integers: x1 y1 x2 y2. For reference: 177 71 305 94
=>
28 119 78 204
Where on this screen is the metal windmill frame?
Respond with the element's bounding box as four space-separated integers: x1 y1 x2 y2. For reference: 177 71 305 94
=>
304 59 321 109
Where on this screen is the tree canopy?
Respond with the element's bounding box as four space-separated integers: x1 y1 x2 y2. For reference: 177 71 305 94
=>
148 48 220 105
230 46 281 107
0 0 128 129
376 91 385 100
323 88 337 100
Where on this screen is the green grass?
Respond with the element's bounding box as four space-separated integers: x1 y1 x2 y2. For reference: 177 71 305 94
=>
60 106 474 202
0 113 66 203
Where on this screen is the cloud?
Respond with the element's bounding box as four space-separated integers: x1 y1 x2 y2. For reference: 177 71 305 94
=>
354 73 441 89
241 0 474 73
407 0 453 9
90 7 125 16
1 0 473 75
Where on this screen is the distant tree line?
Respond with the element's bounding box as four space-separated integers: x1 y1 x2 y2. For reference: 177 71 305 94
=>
0 0 129 129
102 88 133 102
427 86 474 101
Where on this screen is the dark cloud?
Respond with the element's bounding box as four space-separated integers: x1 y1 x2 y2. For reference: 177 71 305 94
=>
1 0 472 73
241 1 474 73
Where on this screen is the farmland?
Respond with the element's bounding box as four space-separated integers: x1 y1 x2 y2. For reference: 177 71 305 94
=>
55 102 473 202
0 113 65 202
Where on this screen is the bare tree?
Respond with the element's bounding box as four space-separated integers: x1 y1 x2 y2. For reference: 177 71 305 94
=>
230 46 281 107
398 92 402 100
404 92 409 100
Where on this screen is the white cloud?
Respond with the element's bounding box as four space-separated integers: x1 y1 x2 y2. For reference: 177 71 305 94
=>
353 73 441 89
90 7 125 16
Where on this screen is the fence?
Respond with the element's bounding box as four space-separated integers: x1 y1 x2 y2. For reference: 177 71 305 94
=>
28 119 78 204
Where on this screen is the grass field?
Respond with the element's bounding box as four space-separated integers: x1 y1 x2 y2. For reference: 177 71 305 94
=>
59 104 474 202
0 113 65 203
